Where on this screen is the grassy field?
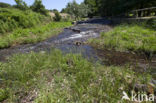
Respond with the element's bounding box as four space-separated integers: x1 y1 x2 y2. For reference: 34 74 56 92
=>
0 49 151 103
89 23 156 56
0 22 72 48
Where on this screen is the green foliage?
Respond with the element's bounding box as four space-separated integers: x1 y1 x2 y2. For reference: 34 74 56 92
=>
89 23 156 55
0 22 72 48
0 89 9 102
84 0 156 17
84 0 98 17
53 11 62 21
30 0 48 16
0 2 11 8
14 0 28 10
0 49 150 102
62 0 91 19
0 8 46 34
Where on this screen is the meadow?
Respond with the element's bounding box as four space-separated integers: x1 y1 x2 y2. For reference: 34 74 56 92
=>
0 49 151 103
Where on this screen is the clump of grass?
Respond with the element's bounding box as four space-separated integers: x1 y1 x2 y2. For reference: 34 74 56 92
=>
0 22 72 48
0 49 151 102
0 8 47 34
89 23 156 55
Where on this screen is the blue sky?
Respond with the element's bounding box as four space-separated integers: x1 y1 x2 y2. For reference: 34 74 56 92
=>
0 0 84 11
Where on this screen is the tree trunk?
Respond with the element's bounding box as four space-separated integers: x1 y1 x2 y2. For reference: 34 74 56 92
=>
138 3 144 17
138 11 142 17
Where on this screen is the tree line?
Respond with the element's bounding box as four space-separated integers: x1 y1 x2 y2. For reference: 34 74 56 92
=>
62 0 156 18
85 0 156 17
0 0 48 16
61 0 91 20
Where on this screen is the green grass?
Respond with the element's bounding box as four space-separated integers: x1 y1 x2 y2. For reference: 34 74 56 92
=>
0 22 72 48
0 49 151 103
0 8 47 34
89 23 156 55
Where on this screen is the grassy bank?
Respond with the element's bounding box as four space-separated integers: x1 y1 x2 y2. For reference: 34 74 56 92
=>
89 23 156 55
0 22 72 48
0 8 47 34
0 49 151 103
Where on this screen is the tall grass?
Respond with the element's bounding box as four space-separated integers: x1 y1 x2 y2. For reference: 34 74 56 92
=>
0 49 151 102
0 8 47 34
0 22 72 48
89 23 156 55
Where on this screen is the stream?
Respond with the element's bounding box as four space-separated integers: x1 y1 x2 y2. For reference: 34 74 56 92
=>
0 18 155 83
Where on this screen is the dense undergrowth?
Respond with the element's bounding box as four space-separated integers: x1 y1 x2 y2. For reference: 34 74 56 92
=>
0 49 151 103
0 22 72 48
89 22 156 56
0 8 47 34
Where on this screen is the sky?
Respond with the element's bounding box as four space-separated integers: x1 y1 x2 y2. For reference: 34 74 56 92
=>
0 0 84 11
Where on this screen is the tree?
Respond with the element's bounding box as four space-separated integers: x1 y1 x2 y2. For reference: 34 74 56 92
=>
14 0 28 10
79 3 91 17
84 0 156 17
30 0 48 15
50 9 58 12
62 0 90 19
84 0 98 17
53 11 62 21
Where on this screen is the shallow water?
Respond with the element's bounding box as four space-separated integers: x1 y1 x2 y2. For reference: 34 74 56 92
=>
0 19 112 61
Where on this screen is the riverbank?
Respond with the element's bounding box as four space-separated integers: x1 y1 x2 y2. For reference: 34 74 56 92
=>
88 23 156 57
0 22 72 49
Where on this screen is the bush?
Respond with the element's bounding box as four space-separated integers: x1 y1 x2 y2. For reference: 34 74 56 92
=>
30 0 48 16
53 11 62 21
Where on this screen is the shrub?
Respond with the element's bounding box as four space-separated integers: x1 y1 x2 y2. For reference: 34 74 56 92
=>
30 0 48 16
53 11 62 21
